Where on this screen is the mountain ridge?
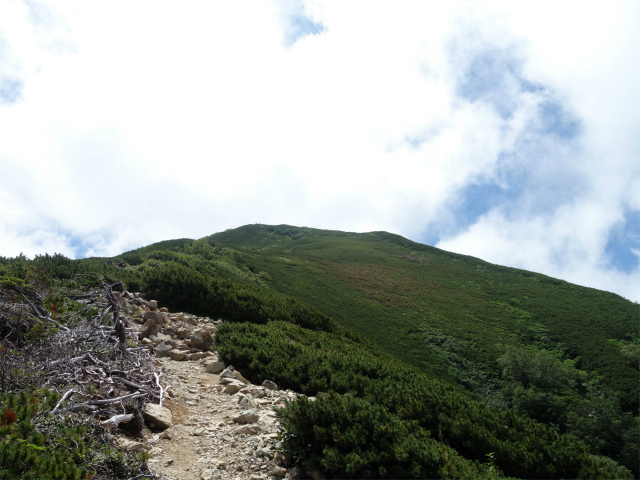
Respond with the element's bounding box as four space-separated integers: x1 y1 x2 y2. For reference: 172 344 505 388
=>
1 224 638 477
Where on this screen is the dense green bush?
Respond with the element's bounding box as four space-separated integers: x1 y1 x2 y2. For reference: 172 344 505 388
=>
216 321 632 479
278 392 500 479
0 388 149 480
143 261 337 331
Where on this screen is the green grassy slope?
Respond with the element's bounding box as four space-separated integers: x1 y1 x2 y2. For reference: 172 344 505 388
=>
208 224 639 412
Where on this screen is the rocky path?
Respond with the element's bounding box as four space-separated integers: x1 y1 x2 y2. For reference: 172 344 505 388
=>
116 296 307 480
140 356 298 480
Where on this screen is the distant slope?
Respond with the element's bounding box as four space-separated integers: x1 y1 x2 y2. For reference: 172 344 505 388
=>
208 224 638 412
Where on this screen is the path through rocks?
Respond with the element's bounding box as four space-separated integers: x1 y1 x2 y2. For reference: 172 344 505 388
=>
115 294 308 480
140 355 297 480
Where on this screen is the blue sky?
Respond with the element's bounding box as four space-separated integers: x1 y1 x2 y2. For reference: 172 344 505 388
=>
0 0 638 302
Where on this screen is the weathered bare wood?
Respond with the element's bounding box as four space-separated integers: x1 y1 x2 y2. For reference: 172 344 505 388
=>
153 372 165 406
52 389 76 414
112 376 146 391
87 392 146 405
101 413 134 428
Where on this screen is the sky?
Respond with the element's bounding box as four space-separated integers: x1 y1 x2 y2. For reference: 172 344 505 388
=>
1 1 639 302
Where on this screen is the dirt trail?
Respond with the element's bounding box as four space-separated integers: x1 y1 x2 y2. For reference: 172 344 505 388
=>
132 353 295 480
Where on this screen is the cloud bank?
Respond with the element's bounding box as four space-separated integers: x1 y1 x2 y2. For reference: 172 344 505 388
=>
0 0 638 301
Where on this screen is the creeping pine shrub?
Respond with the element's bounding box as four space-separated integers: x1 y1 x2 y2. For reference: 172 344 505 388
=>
218 321 633 479
277 392 500 479
0 390 88 480
0 390 151 480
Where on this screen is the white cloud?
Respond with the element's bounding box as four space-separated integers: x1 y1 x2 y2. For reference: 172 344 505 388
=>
0 0 638 300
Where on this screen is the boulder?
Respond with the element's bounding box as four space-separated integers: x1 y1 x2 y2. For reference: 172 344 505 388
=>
147 300 158 310
143 403 172 430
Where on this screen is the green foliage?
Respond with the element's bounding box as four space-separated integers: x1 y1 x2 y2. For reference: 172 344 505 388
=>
0 390 87 480
216 321 632 479
277 392 500 479
2 225 637 479
497 348 639 475
0 389 150 480
143 261 337 331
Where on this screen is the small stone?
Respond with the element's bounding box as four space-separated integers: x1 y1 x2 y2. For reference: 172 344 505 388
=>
147 446 163 457
147 300 158 310
236 424 263 435
143 310 164 325
205 361 226 374
220 368 237 379
116 437 147 452
188 329 213 350
193 427 206 436
200 468 215 480
153 343 173 357
143 403 172 430
232 409 259 424
273 451 291 466
159 429 173 440
239 395 257 409
224 383 243 394
189 352 208 361
168 349 187 361
262 380 277 390
270 466 287 477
